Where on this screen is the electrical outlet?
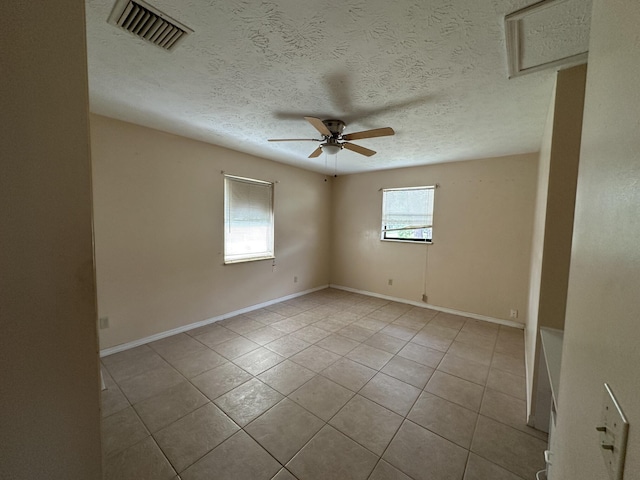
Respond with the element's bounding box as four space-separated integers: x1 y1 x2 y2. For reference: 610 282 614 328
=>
510 309 518 319
422 294 428 302
294 276 298 283
598 383 629 480
99 316 109 329
388 279 393 286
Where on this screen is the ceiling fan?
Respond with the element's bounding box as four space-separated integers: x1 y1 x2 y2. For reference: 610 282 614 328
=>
268 117 395 158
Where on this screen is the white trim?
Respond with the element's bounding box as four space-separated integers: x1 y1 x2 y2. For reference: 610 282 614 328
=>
329 284 525 329
504 0 588 79
100 284 329 357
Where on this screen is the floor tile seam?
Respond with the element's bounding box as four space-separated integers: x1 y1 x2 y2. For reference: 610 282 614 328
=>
231 357 288 377
103 355 168 386
104 432 178 477
147 341 217 368
488 363 526 378
102 430 151 461
236 423 293 472
240 393 325 447
286 346 344 371
471 413 549 461
101 383 131 413
275 420 337 471
152 404 246 474
187 370 254 404
149 399 234 440
377 417 468 480
281 421 382 479
493 348 526 362
421 380 485 414
458 325 500 340
407 399 480 452
191 428 284 476
325 410 398 459
434 361 490 387
415 386 483 418
268 366 321 396
479 412 549 443
102 405 153 458
354 369 425 420
484 376 527 403
344 351 393 371
365 458 419 480
465 448 530 480
115 358 191 405
451 335 498 351
285 380 357 423
477 389 548 442
315 366 370 394
417 320 462 335
130 392 206 436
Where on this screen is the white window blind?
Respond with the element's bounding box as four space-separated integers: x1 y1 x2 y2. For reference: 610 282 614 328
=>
224 175 274 263
381 186 435 243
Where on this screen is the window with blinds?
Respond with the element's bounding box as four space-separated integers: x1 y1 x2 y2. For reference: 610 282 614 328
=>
224 175 274 263
381 186 435 243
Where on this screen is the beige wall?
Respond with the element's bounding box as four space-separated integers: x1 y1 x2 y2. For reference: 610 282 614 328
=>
92 115 331 349
331 155 537 323
525 65 587 424
0 2 102 479
553 0 640 478
525 83 555 412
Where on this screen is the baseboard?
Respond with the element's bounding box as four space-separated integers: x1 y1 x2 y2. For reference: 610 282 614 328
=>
329 284 525 329
100 284 329 357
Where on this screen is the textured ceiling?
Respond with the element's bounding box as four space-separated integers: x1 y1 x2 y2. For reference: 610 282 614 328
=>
85 0 591 174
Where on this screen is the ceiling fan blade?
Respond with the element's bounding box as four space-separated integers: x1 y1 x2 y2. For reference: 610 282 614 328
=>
308 147 323 158
343 142 376 157
304 117 331 137
268 138 319 142
342 127 395 141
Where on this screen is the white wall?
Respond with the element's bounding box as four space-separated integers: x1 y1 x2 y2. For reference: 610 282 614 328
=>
92 115 332 349
525 65 586 425
0 2 102 478
552 0 640 478
331 154 538 323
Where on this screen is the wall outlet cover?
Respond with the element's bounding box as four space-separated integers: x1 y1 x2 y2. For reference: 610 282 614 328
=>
598 383 629 480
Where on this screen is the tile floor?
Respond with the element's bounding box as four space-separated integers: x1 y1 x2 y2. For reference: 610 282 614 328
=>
101 288 547 480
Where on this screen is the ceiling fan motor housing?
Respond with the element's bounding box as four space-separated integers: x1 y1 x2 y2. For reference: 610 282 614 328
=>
322 119 346 137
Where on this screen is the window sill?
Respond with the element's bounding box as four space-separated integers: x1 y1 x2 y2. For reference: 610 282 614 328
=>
380 239 432 245
224 255 275 265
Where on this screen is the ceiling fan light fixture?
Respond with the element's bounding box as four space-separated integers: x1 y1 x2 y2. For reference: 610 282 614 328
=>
321 143 342 156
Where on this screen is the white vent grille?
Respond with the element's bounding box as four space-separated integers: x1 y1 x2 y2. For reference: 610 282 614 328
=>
107 0 192 51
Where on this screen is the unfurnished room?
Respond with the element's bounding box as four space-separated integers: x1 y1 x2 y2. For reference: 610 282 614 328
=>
2 1 640 480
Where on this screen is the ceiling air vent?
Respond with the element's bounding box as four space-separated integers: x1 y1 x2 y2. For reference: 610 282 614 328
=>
107 0 193 51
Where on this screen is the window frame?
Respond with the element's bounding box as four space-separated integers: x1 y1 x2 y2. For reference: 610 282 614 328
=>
223 174 275 264
380 185 435 244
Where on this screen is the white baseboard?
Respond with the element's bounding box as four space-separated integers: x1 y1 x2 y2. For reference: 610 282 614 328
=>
329 284 525 329
100 284 329 357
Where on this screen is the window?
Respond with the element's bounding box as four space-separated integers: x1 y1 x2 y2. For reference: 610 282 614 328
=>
381 186 435 243
224 175 274 263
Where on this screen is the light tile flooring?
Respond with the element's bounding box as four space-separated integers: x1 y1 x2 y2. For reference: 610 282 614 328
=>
101 288 547 480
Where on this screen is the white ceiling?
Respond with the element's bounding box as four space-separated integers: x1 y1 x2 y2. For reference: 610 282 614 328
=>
85 0 591 174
